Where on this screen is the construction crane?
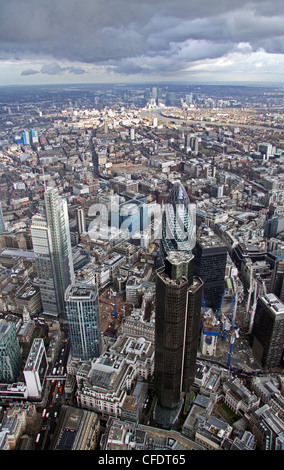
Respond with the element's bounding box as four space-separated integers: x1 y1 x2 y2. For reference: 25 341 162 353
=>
217 288 227 321
248 281 258 334
227 328 240 368
202 292 207 318
246 263 255 314
110 289 126 319
222 294 236 341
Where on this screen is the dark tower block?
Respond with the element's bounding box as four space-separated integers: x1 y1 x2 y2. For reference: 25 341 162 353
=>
154 251 203 426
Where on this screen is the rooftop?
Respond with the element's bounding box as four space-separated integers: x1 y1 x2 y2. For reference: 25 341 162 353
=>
262 293 284 315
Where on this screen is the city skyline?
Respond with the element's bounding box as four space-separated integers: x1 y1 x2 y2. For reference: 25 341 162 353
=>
1 0 284 87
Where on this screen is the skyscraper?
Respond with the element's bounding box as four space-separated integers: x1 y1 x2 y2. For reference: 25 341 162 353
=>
22 130 30 145
23 338 48 399
0 202 5 233
111 198 148 238
161 182 195 261
268 253 284 302
65 284 101 360
31 213 59 316
76 207 86 236
31 187 75 318
0 320 22 384
251 293 284 370
193 229 228 311
154 251 203 426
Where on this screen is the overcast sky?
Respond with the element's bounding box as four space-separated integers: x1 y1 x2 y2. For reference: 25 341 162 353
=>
1 0 284 86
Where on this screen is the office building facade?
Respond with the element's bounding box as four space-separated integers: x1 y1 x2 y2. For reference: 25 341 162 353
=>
0 320 22 384
193 230 228 311
76 207 86 236
0 202 5 233
31 188 75 318
155 251 203 412
161 182 195 260
251 293 284 369
267 251 284 302
111 198 148 239
23 338 48 399
31 213 59 316
65 284 102 360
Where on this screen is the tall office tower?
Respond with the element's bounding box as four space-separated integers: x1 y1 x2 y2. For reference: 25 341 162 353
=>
23 338 48 399
111 198 148 238
65 284 102 360
31 214 60 316
31 187 75 318
161 182 194 261
190 136 199 155
251 293 284 370
22 130 30 145
185 93 193 105
166 92 176 106
211 185 224 198
30 129 39 144
193 229 228 312
0 320 22 384
258 142 273 159
152 86 158 104
269 257 284 302
0 202 5 233
154 251 203 426
184 133 190 151
76 207 86 236
130 127 135 140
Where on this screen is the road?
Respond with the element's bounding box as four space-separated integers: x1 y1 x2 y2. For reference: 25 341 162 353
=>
35 337 69 450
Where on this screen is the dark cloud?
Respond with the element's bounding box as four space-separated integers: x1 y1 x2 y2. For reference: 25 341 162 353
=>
21 68 39 76
40 63 87 75
1 0 284 78
41 63 67 75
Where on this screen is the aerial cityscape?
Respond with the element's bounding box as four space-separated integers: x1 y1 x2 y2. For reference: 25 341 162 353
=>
1 0 284 457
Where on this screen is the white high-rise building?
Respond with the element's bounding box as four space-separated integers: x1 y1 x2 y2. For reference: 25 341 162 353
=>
31 187 75 318
76 207 86 235
23 338 48 399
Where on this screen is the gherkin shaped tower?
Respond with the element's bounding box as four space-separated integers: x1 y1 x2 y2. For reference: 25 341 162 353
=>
161 182 195 260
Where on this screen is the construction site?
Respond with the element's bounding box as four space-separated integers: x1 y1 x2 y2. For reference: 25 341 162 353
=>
199 283 261 374
97 277 260 375
99 286 129 338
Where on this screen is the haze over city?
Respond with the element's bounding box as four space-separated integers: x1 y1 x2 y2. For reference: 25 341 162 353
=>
1 0 284 86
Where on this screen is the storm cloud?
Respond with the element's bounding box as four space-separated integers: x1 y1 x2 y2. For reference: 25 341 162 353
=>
2 0 284 83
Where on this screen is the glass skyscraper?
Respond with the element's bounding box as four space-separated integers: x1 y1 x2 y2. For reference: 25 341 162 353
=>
0 202 6 233
65 284 102 360
161 182 195 260
193 231 228 311
31 187 75 318
0 320 22 384
251 293 284 369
